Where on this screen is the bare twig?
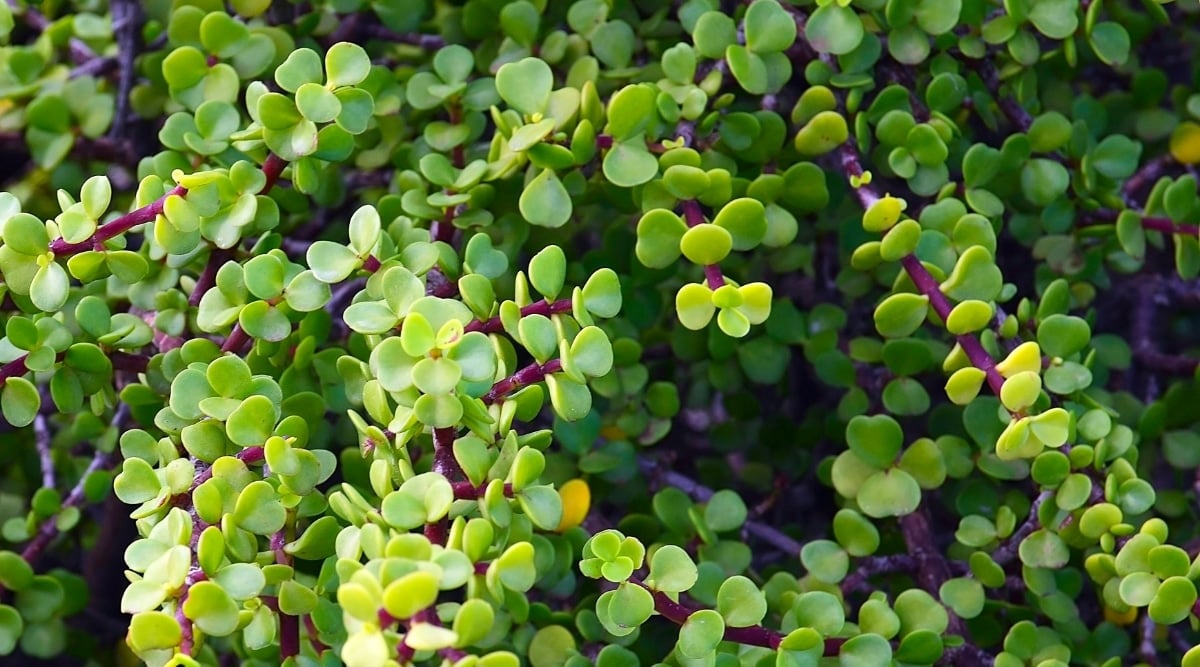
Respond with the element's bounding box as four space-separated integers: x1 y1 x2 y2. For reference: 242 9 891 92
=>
991 491 1051 566
34 412 53 489
0 404 131 598
108 0 143 141
637 456 804 557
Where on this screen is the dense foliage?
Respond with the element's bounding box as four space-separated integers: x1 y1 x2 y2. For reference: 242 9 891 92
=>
1 0 1200 665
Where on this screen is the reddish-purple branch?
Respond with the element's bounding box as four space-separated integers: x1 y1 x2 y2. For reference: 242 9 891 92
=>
681 200 725 290
899 254 1005 397
50 185 186 256
272 527 300 659
192 446 265 489
638 579 843 655
482 359 562 405
221 324 251 354
452 481 514 499
189 249 234 307
260 153 287 194
464 298 574 334
426 427 460 544
1138 216 1200 237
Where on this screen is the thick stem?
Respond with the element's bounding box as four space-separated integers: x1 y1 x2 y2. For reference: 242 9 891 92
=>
189 249 234 307
899 508 964 637
452 481 513 500
272 524 300 659
482 359 562 405
221 324 251 354
260 153 288 194
900 254 1005 397
426 427 460 544
465 298 573 334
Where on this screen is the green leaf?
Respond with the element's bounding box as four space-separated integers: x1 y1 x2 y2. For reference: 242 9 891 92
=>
520 169 572 228
183 581 239 637
744 0 796 53
496 58 553 116
874 293 929 338
647 545 698 594
845 414 903 468
1018 529 1070 568
636 209 687 269
325 42 370 87
602 140 659 187
680 224 732 265
1 377 39 427
1088 22 1130 65
1028 0 1079 39
856 469 922 518
715 575 767 627
805 4 864 55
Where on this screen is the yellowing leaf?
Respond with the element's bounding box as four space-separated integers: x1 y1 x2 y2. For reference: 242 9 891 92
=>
556 478 591 532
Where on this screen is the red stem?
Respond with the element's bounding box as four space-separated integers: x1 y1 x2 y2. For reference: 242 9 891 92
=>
221 324 250 354
189 249 233 307
680 200 725 290
482 359 562 405
464 298 573 334
425 427 460 545
272 527 299 659
899 254 1004 397
49 185 187 256
192 446 265 488
452 481 513 499
260 153 287 194
1138 216 1199 237
637 579 843 655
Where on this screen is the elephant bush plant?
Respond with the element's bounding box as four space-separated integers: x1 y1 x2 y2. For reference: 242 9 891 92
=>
1 0 1200 665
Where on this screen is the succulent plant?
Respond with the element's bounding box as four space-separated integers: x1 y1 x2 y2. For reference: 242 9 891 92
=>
1 0 1200 666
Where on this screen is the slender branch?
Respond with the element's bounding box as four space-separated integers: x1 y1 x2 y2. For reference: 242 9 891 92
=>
361 25 447 49
220 325 251 354
482 359 562 405
840 554 918 594
0 132 136 165
900 254 1005 396
464 298 573 334
34 413 53 489
425 267 458 298
899 508 966 637
108 0 142 141
0 404 129 598
636 457 804 557
189 249 234 307
991 491 1050 566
